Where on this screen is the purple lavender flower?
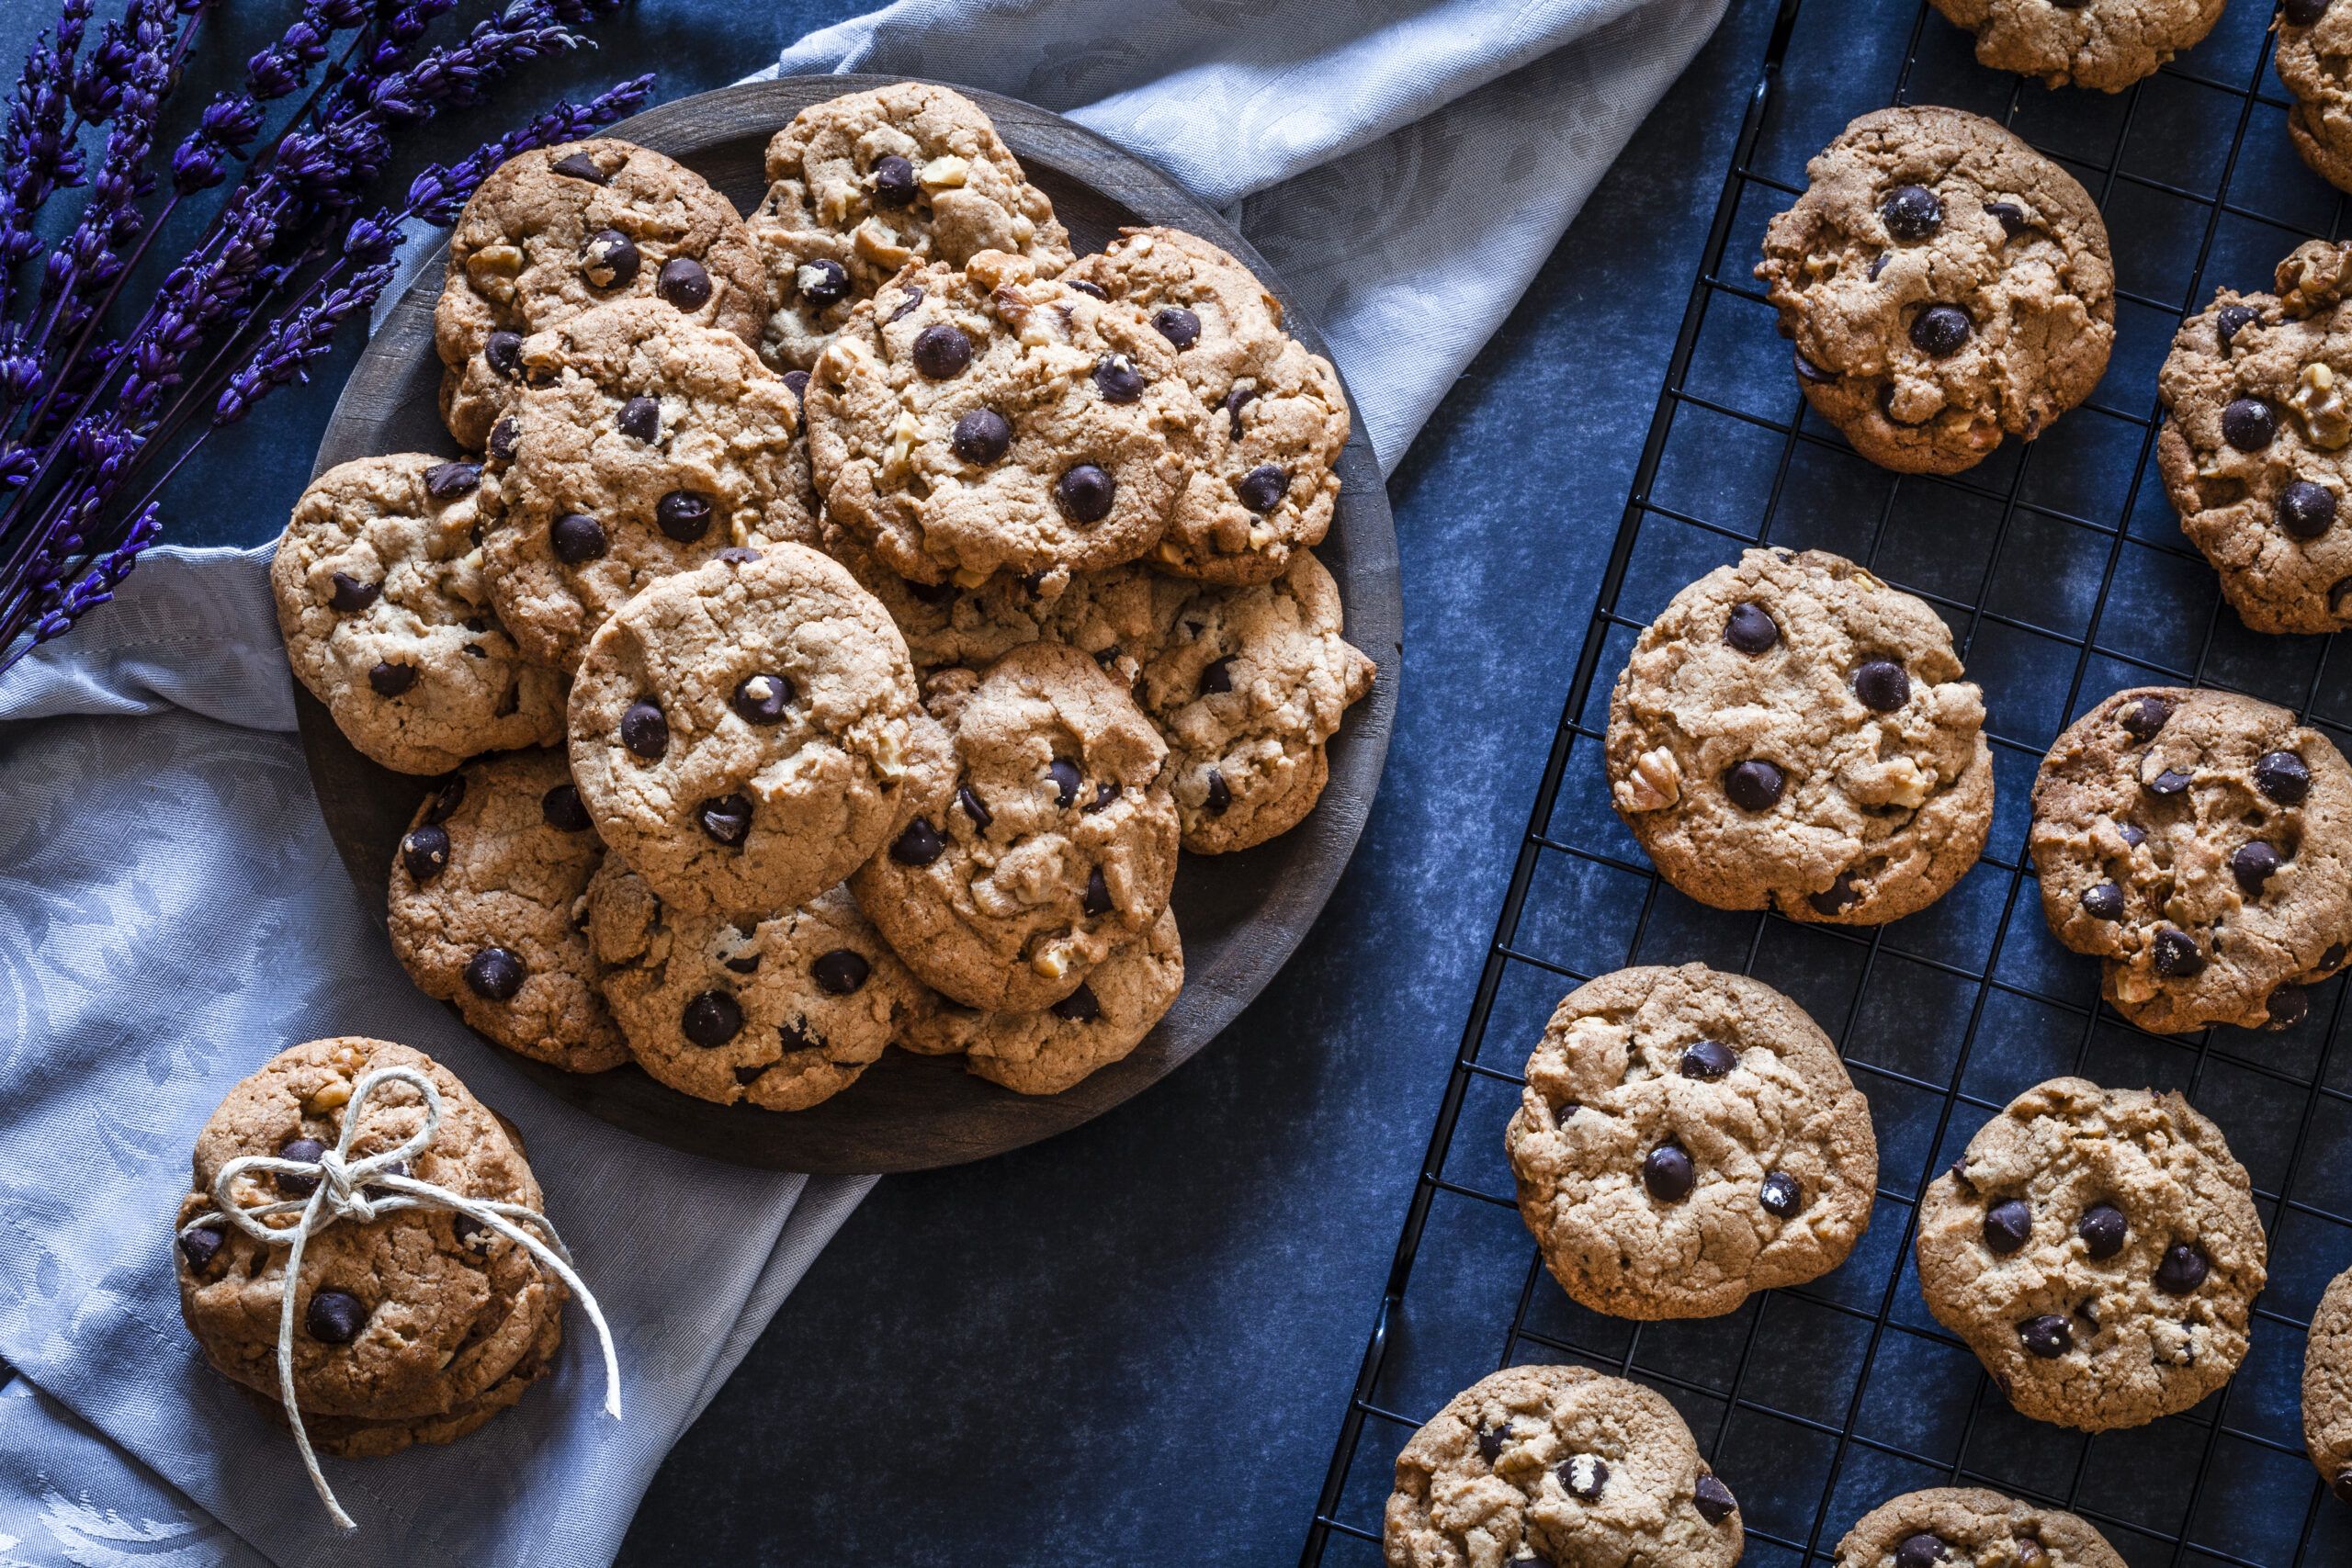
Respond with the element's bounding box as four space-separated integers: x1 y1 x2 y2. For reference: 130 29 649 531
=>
18 502 157 656
211 260 396 425
402 73 652 225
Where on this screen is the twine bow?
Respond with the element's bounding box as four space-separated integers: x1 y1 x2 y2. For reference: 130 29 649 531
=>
176 1066 621 1530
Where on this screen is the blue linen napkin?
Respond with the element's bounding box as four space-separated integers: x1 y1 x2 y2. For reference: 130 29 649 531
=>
0 0 1725 1562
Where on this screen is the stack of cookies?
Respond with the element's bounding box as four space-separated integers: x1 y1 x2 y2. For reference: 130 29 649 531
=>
273 84 1375 1108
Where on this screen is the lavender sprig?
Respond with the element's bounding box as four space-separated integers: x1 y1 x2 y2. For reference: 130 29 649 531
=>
210 260 394 426
24 499 154 648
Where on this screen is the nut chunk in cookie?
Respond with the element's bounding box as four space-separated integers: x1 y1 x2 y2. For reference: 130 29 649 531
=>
481 298 819 669
852 642 1181 1013
1916 1077 2265 1431
1927 0 2224 93
1835 1487 2126 1567
2279 1 2352 196
2158 239 2352 634
1756 106 2114 475
174 1037 565 1458
1606 547 1992 925
569 546 948 921
387 749 628 1073
807 250 1206 594
435 139 768 451
750 82 1073 371
1505 964 1877 1320
2029 685 2352 1032
273 454 563 775
1385 1364 1744 1568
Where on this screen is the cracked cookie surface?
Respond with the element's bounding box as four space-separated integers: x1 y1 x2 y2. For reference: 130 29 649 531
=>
2158 239 2352 633
1606 547 1991 925
1756 106 2114 474
1385 1363 1744 1568
481 299 819 669
274 454 564 774
807 250 1204 592
850 641 1180 1012
1916 1077 2266 1431
568 546 945 920
1835 1486 2126 1567
2028 685 2352 1032
387 749 628 1072
435 139 767 450
1927 0 2224 92
2279 3 2352 194
1068 226 1349 585
1504 964 1878 1320
2304 1266 2352 1506
750 82 1072 371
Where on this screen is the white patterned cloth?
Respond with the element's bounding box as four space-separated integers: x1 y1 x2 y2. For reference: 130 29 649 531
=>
0 1 1724 1563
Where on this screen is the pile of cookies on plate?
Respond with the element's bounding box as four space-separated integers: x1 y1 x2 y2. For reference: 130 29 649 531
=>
271 83 1374 1107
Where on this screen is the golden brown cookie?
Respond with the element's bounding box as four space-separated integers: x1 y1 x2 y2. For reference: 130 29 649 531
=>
2279 1 2352 195
1926 0 2225 92
1835 1487 2126 1567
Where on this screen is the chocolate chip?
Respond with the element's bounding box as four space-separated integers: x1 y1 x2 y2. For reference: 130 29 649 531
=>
2256 750 2311 804
2280 479 2337 538
1092 354 1145 402
871 153 916 206
424 460 480 500
1066 278 1107 299
891 818 944 865
2326 943 2348 971
1231 464 1288 514
582 228 639 288
783 369 809 408
2147 766 2193 796
541 784 592 832
2233 840 2281 894
2154 927 2205 976
2287 0 2333 24
2081 881 2124 920
1558 1454 1608 1501
1057 463 1114 522
1723 759 1784 811
423 775 466 822
1051 983 1102 1023
698 793 752 847
1793 349 1838 383
1895 1534 1948 1568
657 255 710 310
1855 659 1911 711
953 408 1012 464
683 989 742 1047
489 415 520 461
1984 1197 2032 1253
887 287 925 323
723 947 761 976
2216 302 2257 348
1808 871 1860 917
1692 1473 1738 1526
617 394 661 442
401 823 450 882
1643 1142 1694 1201
1086 782 1119 814
2019 1314 2072 1358
729 672 792 726
2077 1202 2127 1259
620 699 668 759
1079 866 1114 918
1199 656 1235 695
795 256 850 310
1152 305 1200 347
368 660 416 697
305 1289 367 1344
2222 397 2278 451
1724 602 1778 653
1910 304 1971 357
733 1065 768 1087
812 949 869 995
1760 1171 1803 1217
2120 695 2173 740
1881 185 1942 239
485 330 523 379
550 150 607 183
466 946 526 1000
2156 1240 2210 1294
956 784 992 831
1985 201 2029 237
1679 1039 1736 1078
2269 983 2310 1030
1224 383 1260 436
328 571 379 613
277 1137 327 1196
912 323 972 379
655 489 712 542
1476 1426 1505 1463
1204 768 1231 814
179 1225 223 1270
2119 823 2147 847
1048 758 1082 807
551 512 608 563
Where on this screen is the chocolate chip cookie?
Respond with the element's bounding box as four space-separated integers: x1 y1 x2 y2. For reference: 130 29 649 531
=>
1916 1077 2267 1431
850 642 1181 1012
567 546 947 920
1505 964 1878 1321
749 82 1073 371
175 1037 563 1453
807 249 1205 593
1756 106 2115 475
585 861 924 1111
2279 1 2352 195
1926 0 2225 92
1068 226 1350 585
2029 686 2352 1032
1607 547 1992 925
2304 1264 2352 1505
435 139 767 450
900 906 1183 1094
820 522 1052 672
274 455 564 774
2158 240 2352 633
1835 1487 2126 1567
480 298 820 670
386 749 628 1073
1385 1364 1744 1568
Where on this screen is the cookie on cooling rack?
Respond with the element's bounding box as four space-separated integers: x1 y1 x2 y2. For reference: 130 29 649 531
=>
1755 106 2114 475
2279 1 2352 195
1926 0 2225 92
2306 1264 2352 1505
1385 1364 1744 1568
1835 1486 2126 1567
1916 1077 2266 1431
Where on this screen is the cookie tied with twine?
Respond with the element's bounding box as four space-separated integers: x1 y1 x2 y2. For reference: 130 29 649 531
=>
176 1060 620 1529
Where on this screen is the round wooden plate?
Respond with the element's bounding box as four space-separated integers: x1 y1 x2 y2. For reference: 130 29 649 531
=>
300 75 1401 1174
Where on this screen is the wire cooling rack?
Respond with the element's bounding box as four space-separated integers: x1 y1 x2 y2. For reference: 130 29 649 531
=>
1301 0 2352 1562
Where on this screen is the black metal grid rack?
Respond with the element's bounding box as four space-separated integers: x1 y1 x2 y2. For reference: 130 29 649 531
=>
1303 0 2352 1562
